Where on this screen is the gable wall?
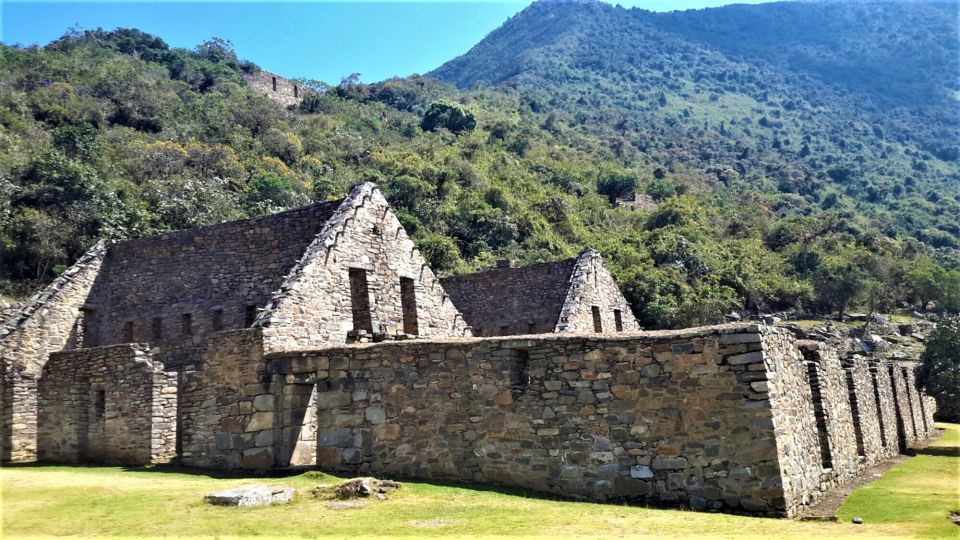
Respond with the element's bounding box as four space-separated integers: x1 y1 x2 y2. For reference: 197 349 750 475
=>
0 242 107 462
555 250 642 333
259 184 470 352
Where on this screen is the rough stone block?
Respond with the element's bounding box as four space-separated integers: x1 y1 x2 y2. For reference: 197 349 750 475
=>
205 485 293 507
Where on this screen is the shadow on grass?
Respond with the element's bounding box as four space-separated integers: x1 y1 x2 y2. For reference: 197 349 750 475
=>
911 446 960 458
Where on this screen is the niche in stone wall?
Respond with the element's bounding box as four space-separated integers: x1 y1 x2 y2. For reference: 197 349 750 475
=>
592 306 602 333
614 309 624 332
508 349 530 399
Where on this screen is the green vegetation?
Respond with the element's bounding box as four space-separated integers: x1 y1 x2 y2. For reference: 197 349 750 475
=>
2 423 957 538
0 4 958 328
917 317 960 420
838 423 960 539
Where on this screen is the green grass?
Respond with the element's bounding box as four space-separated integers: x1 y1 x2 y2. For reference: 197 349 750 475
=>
837 423 960 538
2 425 958 539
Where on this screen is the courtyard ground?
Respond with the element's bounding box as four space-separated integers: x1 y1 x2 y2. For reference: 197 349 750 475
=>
1 423 957 539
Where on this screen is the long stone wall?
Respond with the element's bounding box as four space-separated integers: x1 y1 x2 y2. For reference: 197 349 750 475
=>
182 324 852 516
37 344 177 464
0 241 107 462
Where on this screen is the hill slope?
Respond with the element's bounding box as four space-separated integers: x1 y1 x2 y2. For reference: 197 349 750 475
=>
431 0 960 245
0 21 958 329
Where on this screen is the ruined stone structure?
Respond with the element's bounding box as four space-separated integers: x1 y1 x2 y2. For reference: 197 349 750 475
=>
242 69 304 107
441 250 641 336
0 182 939 518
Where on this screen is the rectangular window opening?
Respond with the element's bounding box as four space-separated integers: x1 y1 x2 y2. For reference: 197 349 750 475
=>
348 268 373 334
94 389 105 419
212 309 224 332
182 313 193 336
245 305 257 327
592 306 603 333
80 308 98 348
400 277 419 335
293 85 299 98
272 76 277 92
614 309 624 332
123 321 134 343
152 317 163 340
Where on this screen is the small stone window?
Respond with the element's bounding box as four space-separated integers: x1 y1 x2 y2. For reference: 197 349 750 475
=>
182 313 193 336
272 76 277 92
614 309 624 332
123 321 134 343
245 305 257 327
348 268 373 334
212 309 224 332
293 85 299 98
527 322 537 334
152 317 163 340
94 389 105 419
400 277 418 335
592 306 603 333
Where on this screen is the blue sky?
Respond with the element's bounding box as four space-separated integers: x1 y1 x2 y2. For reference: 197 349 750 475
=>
0 1 779 83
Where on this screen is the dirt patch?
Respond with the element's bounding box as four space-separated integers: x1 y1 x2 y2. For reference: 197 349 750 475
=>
411 519 456 528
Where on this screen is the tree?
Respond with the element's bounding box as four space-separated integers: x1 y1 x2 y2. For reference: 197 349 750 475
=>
917 316 960 422
596 171 637 203
814 255 869 320
905 256 944 310
420 102 476 135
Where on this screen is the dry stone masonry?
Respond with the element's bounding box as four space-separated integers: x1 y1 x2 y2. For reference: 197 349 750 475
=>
0 182 939 518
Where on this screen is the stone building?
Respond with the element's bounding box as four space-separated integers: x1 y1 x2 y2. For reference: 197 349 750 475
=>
441 250 641 336
242 69 304 107
0 182 940 518
1 183 469 462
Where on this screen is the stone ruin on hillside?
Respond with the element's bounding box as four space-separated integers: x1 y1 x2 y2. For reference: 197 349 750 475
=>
0 182 939 517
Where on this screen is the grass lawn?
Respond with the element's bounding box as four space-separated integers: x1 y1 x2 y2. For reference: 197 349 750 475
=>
2 424 957 539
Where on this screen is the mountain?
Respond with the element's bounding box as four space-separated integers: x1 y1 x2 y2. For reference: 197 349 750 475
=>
0 8 958 329
431 0 959 242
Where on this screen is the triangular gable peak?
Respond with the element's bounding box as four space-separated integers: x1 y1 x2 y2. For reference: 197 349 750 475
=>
555 249 641 333
257 182 471 351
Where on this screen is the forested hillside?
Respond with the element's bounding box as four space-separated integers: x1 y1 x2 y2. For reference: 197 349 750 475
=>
1 3 958 329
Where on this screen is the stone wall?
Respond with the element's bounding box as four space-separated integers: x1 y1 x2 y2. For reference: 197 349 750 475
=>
242 70 304 107
180 329 271 469
554 249 642 334
888 364 919 448
796 342 859 485
0 241 107 462
440 259 577 336
902 368 927 435
842 355 896 465
84 201 340 370
258 183 470 351
203 324 825 516
37 344 177 464
870 359 901 454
